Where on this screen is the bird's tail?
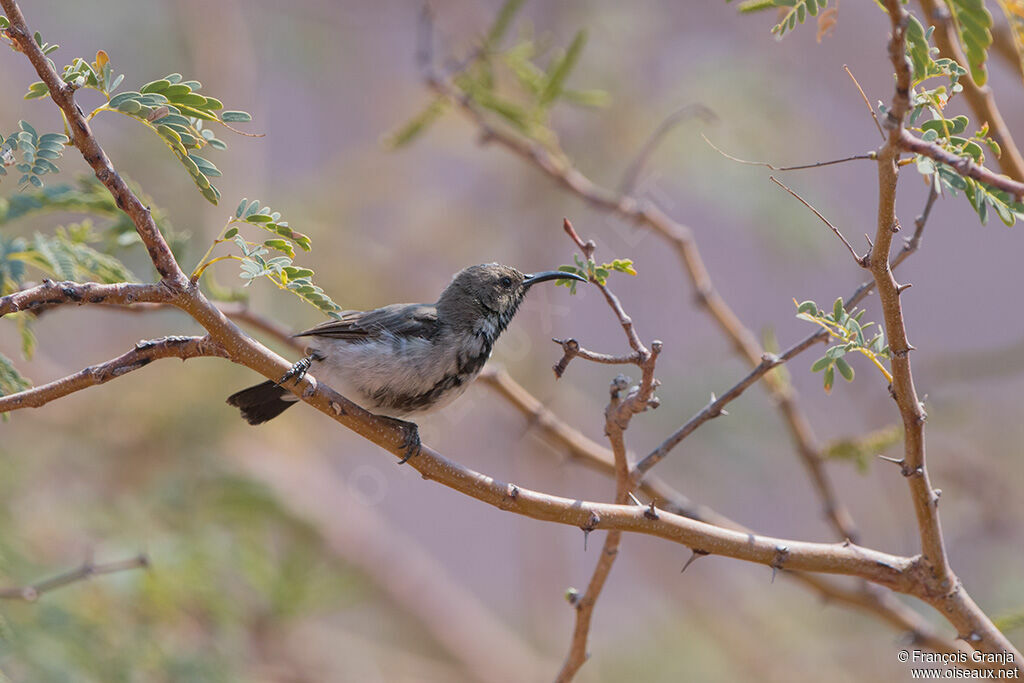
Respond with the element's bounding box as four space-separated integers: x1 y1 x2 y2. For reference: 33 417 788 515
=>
226 380 296 425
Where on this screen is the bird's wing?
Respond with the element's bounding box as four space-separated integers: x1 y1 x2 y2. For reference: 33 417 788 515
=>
293 303 440 341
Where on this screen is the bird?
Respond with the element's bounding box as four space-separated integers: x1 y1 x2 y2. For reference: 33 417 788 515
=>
226 263 587 462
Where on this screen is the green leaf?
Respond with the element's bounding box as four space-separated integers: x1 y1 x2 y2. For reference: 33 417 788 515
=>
945 0 993 86
487 0 526 46
736 0 777 12
24 81 49 100
140 78 171 93
224 227 239 239
263 239 294 257
796 300 818 315
0 351 32 415
539 30 587 107
811 356 832 373
835 356 854 381
221 111 252 122
833 297 844 322
383 98 448 149
823 364 834 393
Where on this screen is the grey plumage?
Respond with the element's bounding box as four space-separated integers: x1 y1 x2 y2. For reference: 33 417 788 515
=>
227 264 584 432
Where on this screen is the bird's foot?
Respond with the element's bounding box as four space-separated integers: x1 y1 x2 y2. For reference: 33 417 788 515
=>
378 416 422 464
278 353 320 386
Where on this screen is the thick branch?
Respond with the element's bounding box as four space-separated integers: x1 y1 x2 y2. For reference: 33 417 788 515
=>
875 2 1020 665
0 0 185 285
0 335 227 412
0 280 172 317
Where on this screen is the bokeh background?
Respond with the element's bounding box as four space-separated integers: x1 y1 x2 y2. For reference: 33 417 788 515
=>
1 1 1023 681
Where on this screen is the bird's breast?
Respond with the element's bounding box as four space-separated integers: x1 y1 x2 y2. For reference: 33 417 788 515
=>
305 330 492 417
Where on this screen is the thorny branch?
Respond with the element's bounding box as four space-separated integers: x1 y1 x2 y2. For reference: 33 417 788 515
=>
872 0 1020 664
554 220 660 682
479 367 982 667
1 0 1019 675
417 17 860 544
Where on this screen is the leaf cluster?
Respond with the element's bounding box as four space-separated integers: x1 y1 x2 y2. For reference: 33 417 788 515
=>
193 200 340 318
729 0 830 39
386 0 608 150
898 13 1024 226
103 71 249 205
556 255 636 294
0 122 69 190
823 424 903 473
796 298 891 392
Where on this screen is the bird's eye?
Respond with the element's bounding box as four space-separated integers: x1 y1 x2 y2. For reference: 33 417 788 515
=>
499 276 513 288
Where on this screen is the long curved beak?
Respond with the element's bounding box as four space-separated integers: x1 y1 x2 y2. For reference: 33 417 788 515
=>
523 270 587 288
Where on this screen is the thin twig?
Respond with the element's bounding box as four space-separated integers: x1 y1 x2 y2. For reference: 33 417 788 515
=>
702 134 874 171
769 176 867 267
635 334 823 477
844 64 885 140
0 554 149 601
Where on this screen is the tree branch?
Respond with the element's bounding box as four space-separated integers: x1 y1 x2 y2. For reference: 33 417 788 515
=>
0 335 228 413
898 129 1024 201
874 2 1021 665
420 36 860 544
0 1 186 285
0 554 149 601
554 220 661 681
916 0 1024 182
635 333 822 477
0 280 172 317
478 366 979 666
769 175 868 267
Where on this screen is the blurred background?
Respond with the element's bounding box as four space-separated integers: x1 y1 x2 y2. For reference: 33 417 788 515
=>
1 1 1023 680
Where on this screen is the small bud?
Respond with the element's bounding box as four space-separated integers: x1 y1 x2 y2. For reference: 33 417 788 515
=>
565 587 580 605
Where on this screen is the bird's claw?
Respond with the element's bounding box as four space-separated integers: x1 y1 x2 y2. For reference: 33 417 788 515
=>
394 419 422 464
278 355 313 386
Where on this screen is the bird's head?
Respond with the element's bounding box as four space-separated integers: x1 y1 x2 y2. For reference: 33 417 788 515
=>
438 263 585 335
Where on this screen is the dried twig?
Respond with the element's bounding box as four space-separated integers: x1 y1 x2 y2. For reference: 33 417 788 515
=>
769 175 868 267
702 134 874 171
0 554 149 601
844 64 886 140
